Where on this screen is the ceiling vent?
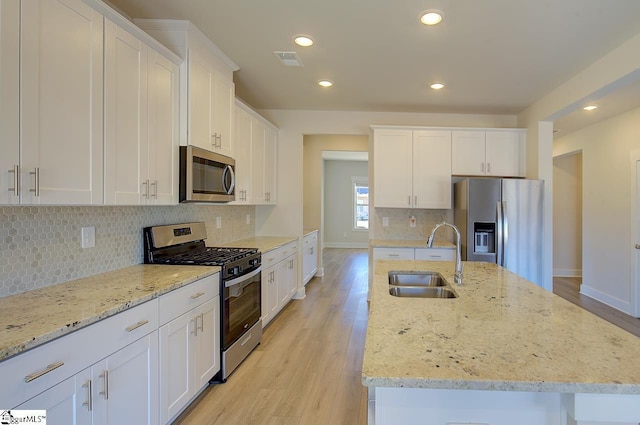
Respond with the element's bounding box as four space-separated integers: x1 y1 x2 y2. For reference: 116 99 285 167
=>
274 51 303 67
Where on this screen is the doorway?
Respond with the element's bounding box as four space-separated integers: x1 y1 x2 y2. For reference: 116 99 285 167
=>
552 151 583 284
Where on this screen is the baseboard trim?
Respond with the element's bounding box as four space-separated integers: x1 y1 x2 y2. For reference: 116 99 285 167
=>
315 267 324 277
580 284 632 315
553 268 582 277
323 242 368 249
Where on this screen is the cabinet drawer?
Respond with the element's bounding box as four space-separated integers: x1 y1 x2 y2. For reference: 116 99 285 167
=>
158 273 219 325
0 299 158 409
372 248 414 261
415 248 455 261
278 241 297 258
263 241 297 266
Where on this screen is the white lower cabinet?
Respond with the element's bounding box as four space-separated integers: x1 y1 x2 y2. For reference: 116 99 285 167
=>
261 242 298 327
2 273 220 425
158 274 220 425
302 231 319 285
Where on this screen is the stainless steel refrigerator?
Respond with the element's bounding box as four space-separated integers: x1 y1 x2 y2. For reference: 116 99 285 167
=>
454 178 544 286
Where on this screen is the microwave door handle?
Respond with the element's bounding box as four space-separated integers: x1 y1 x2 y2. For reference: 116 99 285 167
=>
223 165 235 195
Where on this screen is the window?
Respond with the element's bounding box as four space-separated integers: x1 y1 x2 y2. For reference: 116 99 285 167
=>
353 177 369 230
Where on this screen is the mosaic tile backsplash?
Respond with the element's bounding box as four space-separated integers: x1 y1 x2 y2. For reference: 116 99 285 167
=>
0 205 254 298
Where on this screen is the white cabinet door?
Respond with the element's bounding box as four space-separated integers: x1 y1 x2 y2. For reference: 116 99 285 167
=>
192 297 220 391
413 130 452 209
374 129 413 208
451 131 486 176
0 0 20 205
147 50 179 205
96 332 159 425
277 254 296 306
21 0 104 204
188 49 215 152
263 125 277 204
303 233 318 285
212 74 234 157
261 266 279 327
250 119 266 204
232 105 253 203
485 131 523 177
159 312 192 424
104 20 148 205
18 372 92 424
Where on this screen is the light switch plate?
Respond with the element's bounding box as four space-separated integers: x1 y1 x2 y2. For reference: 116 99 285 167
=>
246 214 251 225
216 217 222 229
81 226 95 249
382 217 389 227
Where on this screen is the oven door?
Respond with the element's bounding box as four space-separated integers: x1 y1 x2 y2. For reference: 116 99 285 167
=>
223 267 261 349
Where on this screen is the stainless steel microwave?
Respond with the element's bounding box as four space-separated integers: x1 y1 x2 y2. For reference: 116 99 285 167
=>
179 146 235 203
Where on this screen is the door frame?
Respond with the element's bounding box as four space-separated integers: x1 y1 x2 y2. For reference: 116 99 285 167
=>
629 150 640 318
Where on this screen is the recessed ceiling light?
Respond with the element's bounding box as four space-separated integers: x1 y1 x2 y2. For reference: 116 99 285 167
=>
318 80 333 88
420 10 444 26
430 82 445 90
583 105 598 111
294 35 314 47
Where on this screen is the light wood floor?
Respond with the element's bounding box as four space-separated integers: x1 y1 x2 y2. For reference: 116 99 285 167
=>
553 276 640 338
173 248 369 425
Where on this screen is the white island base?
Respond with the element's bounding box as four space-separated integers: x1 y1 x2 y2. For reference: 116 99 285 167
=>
369 387 640 425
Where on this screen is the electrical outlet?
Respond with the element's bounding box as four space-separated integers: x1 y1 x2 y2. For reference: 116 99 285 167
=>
409 215 416 227
246 214 251 225
81 226 95 249
382 217 389 227
216 217 222 229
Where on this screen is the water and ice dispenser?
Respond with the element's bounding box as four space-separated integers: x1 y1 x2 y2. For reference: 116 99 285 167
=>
473 222 495 254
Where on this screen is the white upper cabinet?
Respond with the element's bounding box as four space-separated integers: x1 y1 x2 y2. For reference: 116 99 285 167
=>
104 18 180 206
135 20 238 158
0 0 20 205
104 20 148 205
452 129 525 177
373 128 452 209
20 0 104 205
263 125 278 204
232 103 253 203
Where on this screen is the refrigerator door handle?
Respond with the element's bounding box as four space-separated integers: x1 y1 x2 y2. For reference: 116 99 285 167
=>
502 201 509 267
496 201 504 266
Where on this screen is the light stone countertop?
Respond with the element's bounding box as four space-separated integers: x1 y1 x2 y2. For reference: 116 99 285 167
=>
362 260 640 394
370 239 455 249
0 264 220 362
218 236 298 254
303 229 318 237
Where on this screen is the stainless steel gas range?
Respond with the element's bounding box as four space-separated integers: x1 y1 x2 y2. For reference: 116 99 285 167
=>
143 222 261 382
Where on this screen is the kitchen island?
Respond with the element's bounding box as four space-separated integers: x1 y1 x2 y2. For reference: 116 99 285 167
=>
363 260 640 425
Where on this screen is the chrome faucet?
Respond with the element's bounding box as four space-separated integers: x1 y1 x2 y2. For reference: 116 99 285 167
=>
427 222 463 285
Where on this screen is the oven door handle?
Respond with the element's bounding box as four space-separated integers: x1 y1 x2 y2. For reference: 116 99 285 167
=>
225 267 261 289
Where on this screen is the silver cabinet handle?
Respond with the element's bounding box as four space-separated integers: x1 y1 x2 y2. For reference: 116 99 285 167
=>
388 254 400 257
191 317 198 336
150 180 157 198
142 180 149 198
481 162 485 173
8 165 19 196
190 291 206 300
82 379 92 411
217 134 223 149
428 255 442 258
211 134 216 147
125 319 149 332
24 361 64 383
635 244 640 250
29 167 39 196
197 313 204 332
99 370 109 400
414 195 417 206
487 163 491 173
408 195 411 206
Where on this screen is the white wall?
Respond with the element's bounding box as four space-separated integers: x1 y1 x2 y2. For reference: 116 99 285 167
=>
323 160 369 248
553 152 582 277
554 106 640 314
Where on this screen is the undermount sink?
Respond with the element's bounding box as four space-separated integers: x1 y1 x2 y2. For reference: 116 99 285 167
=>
388 271 447 287
388 286 458 298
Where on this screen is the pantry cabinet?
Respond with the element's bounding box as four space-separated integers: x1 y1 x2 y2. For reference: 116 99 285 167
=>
452 130 525 177
134 19 238 158
104 19 179 205
373 128 451 209
12 0 105 205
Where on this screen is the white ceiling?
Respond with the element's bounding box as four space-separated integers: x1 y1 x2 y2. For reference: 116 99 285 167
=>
108 0 640 133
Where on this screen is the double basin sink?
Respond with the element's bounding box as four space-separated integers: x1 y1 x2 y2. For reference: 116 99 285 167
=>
388 271 458 298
